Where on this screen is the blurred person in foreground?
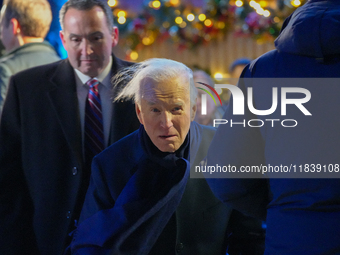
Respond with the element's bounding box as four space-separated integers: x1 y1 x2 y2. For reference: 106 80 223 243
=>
70 58 265 255
205 1 340 254
0 0 139 254
0 0 60 113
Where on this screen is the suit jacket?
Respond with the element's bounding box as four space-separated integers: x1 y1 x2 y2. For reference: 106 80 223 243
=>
71 122 264 255
0 41 60 112
0 55 140 255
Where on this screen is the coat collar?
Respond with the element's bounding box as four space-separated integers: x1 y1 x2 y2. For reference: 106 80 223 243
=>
46 55 134 166
48 59 83 166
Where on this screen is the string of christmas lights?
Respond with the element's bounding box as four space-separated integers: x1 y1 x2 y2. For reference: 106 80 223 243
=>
108 0 305 60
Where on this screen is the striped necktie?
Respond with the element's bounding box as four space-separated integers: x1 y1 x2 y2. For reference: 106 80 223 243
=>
84 78 104 164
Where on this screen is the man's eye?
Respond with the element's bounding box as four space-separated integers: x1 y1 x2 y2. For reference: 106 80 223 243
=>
151 108 160 113
71 37 81 42
172 107 182 112
90 35 103 42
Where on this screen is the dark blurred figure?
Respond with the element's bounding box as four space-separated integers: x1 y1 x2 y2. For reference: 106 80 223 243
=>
206 1 340 254
0 0 60 113
0 0 139 254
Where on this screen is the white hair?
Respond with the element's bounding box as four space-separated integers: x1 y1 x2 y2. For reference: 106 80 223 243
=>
113 58 197 105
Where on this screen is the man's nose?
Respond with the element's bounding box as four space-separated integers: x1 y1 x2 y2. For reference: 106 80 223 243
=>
160 111 173 129
81 39 93 55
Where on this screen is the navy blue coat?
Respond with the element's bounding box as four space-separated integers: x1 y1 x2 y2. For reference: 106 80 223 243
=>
71 122 265 255
206 1 340 254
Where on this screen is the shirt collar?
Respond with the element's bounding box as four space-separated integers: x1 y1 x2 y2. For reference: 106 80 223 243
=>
74 56 112 88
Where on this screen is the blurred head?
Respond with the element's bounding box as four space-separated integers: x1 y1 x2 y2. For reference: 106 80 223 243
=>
193 70 217 125
229 58 251 79
114 58 197 153
0 0 52 51
59 0 118 77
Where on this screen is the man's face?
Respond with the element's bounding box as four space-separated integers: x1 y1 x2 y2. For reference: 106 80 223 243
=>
136 76 196 153
60 6 118 77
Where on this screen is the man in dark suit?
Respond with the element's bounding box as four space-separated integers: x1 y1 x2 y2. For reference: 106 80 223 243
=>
0 0 60 112
0 0 139 254
70 58 265 255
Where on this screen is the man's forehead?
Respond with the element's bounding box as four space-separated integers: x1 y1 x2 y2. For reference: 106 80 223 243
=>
141 78 189 100
144 99 185 106
141 89 188 104
68 31 103 38
64 7 107 27
141 75 189 90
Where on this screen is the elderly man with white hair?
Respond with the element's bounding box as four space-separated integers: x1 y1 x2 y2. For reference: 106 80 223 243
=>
70 58 265 255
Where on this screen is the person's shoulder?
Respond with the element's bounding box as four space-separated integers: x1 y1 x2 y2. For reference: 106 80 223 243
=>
0 50 19 74
118 58 134 68
113 55 134 70
200 123 217 132
190 122 216 153
12 59 66 80
247 50 278 74
242 49 294 78
0 42 58 63
16 42 60 61
0 56 61 81
0 52 14 64
194 122 216 137
0 59 12 77
96 129 142 164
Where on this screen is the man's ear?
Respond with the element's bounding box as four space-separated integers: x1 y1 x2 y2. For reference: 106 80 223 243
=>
111 26 119 48
59 30 67 49
191 99 197 121
135 103 143 125
10 18 20 35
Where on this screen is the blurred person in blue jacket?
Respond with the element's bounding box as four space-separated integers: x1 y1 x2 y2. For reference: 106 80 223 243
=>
206 1 340 254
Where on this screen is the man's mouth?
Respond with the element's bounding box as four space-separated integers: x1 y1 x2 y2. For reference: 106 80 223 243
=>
159 135 176 139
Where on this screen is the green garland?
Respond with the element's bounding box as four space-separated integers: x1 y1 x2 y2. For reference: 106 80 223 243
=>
114 0 306 57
